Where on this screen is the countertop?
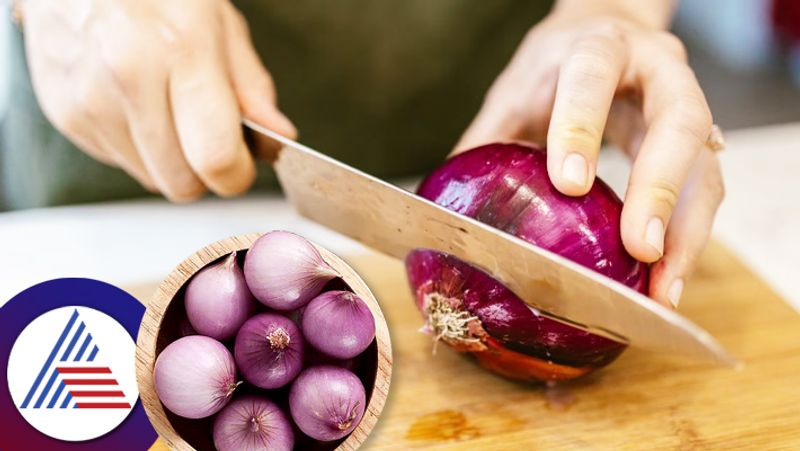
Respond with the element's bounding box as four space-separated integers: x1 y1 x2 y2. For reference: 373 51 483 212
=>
0 122 798 310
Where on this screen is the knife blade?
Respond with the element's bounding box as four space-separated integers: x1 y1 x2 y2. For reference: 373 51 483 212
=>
244 119 738 367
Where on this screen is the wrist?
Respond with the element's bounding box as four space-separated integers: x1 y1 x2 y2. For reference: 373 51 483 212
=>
552 0 675 30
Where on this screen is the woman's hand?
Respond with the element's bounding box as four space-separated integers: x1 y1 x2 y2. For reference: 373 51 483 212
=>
22 0 296 201
457 2 724 308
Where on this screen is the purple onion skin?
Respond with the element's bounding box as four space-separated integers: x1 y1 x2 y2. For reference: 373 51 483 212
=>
185 252 256 341
289 365 366 441
235 313 305 389
154 336 239 419
213 395 294 451
406 143 649 377
302 291 376 360
244 231 339 311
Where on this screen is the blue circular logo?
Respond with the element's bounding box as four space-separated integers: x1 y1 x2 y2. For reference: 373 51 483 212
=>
0 278 157 450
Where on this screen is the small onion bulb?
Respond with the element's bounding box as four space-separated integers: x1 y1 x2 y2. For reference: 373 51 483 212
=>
234 313 305 389
244 231 339 310
185 251 256 340
289 365 366 441
213 395 294 451
302 291 376 359
154 336 240 419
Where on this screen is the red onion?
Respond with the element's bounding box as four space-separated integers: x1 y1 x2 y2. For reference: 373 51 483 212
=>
154 336 240 419
301 291 376 360
185 251 256 341
289 365 366 441
213 395 294 451
244 231 339 310
406 143 649 381
234 313 305 389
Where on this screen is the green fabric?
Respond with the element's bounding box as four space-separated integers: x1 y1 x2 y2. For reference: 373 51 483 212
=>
0 1 550 210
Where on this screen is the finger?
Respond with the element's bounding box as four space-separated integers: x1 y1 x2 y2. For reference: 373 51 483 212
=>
648 149 724 308
118 62 206 202
91 119 158 192
221 2 296 140
168 20 256 197
620 39 712 263
546 27 628 196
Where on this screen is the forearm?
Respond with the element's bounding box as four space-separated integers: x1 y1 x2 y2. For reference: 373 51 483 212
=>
553 0 677 29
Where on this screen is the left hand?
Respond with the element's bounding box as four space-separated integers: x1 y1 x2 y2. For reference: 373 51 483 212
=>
456 6 724 308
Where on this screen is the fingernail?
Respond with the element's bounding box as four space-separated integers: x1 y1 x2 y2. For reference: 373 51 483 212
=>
645 217 665 256
668 278 684 308
561 153 588 188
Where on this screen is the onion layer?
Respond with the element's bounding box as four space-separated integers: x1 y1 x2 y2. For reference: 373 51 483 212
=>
213 395 294 451
406 143 649 381
154 336 240 419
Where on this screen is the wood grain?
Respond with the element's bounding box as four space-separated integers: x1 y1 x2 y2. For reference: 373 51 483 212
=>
139 241 800 450
135 234 391 451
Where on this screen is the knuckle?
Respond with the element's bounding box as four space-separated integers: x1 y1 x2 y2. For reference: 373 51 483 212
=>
681 107 713 143
646 178 682 211
73 84 104 122
53 112 84 139
192 140 241 179
555 123 603 149
665 95 713 145
654 31 687 61
565 51 616 83
590 20 628 44
163 180 206 203
102 41 145 97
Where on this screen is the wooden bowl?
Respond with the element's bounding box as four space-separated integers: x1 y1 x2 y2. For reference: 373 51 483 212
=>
136 233 392 450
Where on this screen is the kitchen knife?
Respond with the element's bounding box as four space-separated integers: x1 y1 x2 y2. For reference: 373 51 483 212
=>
244 119 738 367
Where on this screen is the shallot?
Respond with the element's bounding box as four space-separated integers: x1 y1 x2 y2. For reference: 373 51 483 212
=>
302 290 375 359
213 395 294 451
244 231 339 310
289 365 366 441
185 251 256 340
234 313 305 389
154 336 240 419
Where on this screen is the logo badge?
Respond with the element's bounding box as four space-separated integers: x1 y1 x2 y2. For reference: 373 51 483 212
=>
0 278 157 451
8 306 138 441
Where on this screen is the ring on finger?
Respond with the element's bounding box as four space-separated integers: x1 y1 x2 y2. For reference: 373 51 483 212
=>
706 124 726 152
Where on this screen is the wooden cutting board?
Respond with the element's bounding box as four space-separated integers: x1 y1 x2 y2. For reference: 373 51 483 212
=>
140 241 800 450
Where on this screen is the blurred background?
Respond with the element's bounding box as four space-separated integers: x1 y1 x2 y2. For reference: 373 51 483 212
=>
675 0 800 127
0 0 799 211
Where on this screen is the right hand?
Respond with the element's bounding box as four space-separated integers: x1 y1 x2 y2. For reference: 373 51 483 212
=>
22 0 296 201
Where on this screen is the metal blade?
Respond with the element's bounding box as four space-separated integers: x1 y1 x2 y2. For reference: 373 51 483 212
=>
245 119 738 366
